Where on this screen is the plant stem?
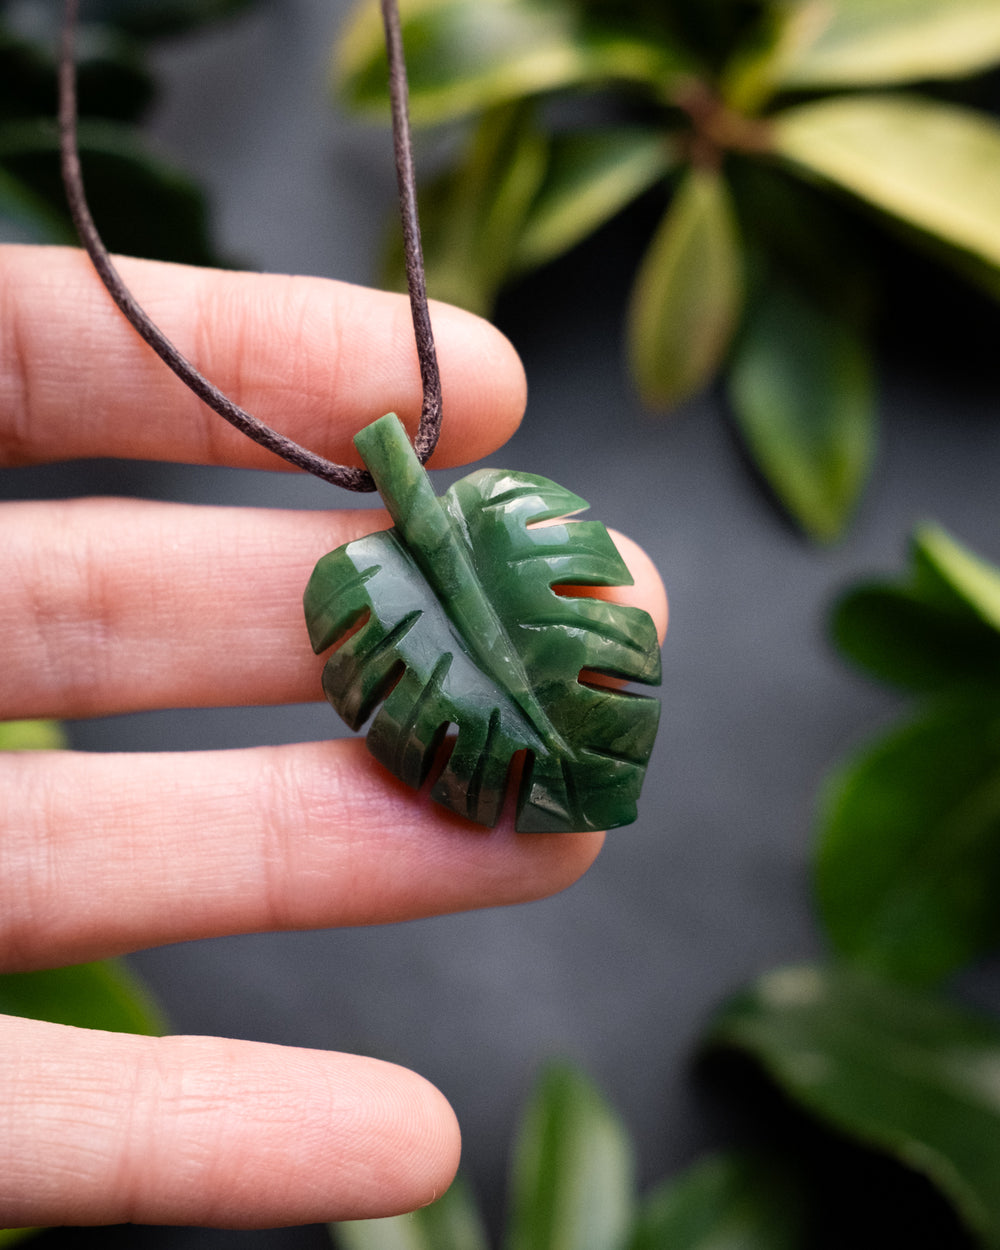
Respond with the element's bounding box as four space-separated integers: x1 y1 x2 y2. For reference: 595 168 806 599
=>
672 80 775 166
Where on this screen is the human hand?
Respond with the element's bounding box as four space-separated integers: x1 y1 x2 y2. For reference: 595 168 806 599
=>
0 246 667 1230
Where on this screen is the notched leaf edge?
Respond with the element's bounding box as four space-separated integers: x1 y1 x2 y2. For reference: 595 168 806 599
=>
304 415 661 833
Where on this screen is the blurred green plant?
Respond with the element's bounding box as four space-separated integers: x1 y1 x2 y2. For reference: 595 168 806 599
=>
708 524 1000 1247
0 719 165 1246
0 717 66 750
709 963 1000 1248
336 0 1000 541
819 524 1000 987
0 0 260 262
0 1226 38 1246
330 1062 803 1250
329 526 1000 1250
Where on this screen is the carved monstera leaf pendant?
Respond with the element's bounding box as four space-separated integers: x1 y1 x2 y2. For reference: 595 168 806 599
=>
304 414 661 832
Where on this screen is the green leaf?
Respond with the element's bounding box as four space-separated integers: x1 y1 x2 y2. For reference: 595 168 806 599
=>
707 963 1000 1247
727 272 875 543
719 5 800 114
629 1152 804 1250
727 154 874 313
336 0 691 125
387 117 677 311
914 523 1000 629
832 524 1000 693
832 585 1000 693
815 701 1000 987
331 1175 488 1250
899 225 1000 304
0 719 67 751
0 959 165 1035
383 103 548 313
512 127 677 274
504 1061 634 1250
774 94 1000 279
0 118 222 266
627 166 743 409
774 0 1000 90
0 1230 41 1246
305 415 661 833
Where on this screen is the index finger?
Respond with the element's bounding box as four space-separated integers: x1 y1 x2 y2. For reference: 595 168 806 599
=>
0 245 526 471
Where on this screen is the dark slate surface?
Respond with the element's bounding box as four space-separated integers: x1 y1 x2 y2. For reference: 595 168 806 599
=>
5 0 1000 1245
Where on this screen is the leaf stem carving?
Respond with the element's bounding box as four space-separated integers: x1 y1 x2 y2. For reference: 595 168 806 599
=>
356 414 569 754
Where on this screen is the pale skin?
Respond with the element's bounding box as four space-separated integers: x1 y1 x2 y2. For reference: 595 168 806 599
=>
0 245 668 1230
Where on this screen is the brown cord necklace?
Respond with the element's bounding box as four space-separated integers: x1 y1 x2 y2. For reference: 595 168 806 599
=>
58 0 661 833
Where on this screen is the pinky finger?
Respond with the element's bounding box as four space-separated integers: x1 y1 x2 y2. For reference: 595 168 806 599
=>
0 1015 459 1229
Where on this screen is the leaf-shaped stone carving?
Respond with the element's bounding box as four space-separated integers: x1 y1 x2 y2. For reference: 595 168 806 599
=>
304 414 661 832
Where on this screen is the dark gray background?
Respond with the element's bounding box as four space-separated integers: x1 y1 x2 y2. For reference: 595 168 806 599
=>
4 1 1000 1245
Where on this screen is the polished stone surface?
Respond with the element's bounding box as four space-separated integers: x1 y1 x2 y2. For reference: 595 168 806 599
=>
305 413 660 831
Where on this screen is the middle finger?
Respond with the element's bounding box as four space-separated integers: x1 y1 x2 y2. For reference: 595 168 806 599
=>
1 497 382 719
0 738 604 971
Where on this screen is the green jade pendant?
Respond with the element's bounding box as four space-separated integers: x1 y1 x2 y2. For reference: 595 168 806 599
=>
304 414 661 832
